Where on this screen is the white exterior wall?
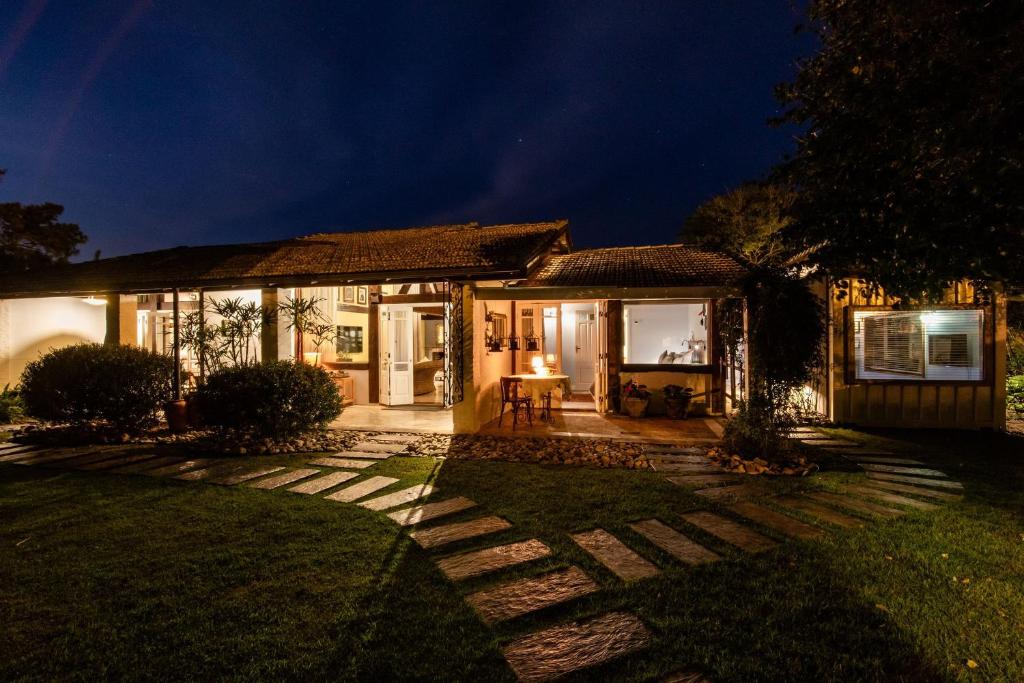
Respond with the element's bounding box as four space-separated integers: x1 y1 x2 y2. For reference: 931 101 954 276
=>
0 297 107 386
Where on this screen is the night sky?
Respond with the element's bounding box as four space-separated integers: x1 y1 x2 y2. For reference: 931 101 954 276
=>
0 1 814 260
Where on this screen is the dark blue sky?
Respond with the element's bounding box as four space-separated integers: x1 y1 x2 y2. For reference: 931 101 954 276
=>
0 1 813 259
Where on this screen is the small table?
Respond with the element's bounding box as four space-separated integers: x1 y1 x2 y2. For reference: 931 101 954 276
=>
510 373 569 421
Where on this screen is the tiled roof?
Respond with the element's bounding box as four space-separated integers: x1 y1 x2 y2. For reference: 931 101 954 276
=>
0 221 568 296
524 244 747 288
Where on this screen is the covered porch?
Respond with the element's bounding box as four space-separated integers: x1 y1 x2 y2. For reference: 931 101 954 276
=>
478 410 724 443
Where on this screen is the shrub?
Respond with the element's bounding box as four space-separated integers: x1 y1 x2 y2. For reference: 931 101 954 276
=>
195 360 342 438
1008 375 1024 419
0 384 25 424
20 344 175 431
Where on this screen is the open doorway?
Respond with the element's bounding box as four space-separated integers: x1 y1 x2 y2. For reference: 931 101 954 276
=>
380 303 446 407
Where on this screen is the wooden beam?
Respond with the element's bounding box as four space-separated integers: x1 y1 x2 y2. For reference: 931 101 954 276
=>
380 293 445 304
171 288 181 401
368 285 381 403
474 285 741 301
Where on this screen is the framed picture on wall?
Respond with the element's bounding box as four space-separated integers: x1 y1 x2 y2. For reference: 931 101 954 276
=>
342 286 355 303
357 286 368 305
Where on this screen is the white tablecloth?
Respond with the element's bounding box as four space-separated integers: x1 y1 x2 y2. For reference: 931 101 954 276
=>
510 373 569 404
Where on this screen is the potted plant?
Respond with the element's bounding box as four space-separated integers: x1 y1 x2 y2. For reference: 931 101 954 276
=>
621 379 652 418
663 384 694 419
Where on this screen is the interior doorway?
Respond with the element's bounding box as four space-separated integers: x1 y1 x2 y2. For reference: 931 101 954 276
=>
379 303 446 407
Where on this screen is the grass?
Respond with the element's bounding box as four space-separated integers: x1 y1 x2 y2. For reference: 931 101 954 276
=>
1 428 1023 682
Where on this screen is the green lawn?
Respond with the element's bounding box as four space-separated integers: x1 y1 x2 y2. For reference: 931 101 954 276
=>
1 428 1022 682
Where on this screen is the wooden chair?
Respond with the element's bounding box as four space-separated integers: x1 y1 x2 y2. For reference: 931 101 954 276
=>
498 376 534 429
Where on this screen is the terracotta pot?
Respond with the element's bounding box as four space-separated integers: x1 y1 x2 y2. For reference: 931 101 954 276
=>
164 399 189 433
623 397 649 418
665 396 692 420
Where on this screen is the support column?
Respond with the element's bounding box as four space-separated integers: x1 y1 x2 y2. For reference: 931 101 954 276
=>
104 293 120 346
260 288 290 362
172 289 181 401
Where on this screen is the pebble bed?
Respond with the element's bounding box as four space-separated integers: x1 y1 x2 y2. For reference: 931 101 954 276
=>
408 434 651 470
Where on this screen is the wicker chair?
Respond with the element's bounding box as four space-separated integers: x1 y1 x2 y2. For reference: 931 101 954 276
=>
498 376 534 429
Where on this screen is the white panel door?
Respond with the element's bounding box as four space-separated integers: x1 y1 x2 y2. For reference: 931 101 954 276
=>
380 305 415 405
574 309 596 392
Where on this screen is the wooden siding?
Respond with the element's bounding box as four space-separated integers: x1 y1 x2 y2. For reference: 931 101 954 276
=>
828 280 1007 430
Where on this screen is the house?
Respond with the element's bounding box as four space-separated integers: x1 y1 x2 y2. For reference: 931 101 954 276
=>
0 220 1008 432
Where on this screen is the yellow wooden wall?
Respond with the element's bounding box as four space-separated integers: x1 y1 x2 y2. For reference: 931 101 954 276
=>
827 280 1007 430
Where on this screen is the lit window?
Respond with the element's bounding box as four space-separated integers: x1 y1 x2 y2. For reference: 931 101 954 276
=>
853 308 984 381
623 301 709 365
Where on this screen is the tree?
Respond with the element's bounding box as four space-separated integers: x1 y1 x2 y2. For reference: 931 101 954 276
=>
775 1 1024 301
0 169 87 270
681 183 797 266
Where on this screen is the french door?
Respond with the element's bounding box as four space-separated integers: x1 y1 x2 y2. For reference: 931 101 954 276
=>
379 305 414 405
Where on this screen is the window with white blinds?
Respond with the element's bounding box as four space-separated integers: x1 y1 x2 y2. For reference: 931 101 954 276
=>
853 309 984 381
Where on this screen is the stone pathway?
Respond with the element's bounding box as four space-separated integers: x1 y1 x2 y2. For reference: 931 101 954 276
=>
387 496 477 526
358 483 434 511
324 475 398 502
410 516 512 549
806 491 904 518
212 466 286 485
288 470 360 494
681 511 778 553
694 483 760 500
866 471 963 489
860 478 962 501
629 519 720 565
772 497 864 528
466 566 599 624
248 468 319 490
436 539 552 581
308 456 375 469
571 528 661 581
727 502 825 541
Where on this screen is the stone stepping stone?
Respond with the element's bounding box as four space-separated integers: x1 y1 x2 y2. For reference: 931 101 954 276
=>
500 611 650 682
727 502 825 540
110 455 183 474
0 447 42 462
409 516 512 549
629 519 720 565
367 433 421 444
435 539 551 581
211 466 286 486
387 496 477 526
821 447 897 456
466 566 599 624
797 438 859 447
860 463 948 478
174 465 229 482
0 441 20 450
867 472 963 490
806 491 905 518
288 470 359 494
62 451 134 469
681 511 778 552
324 475 399 503
859 478 962 501
771 497 863 528
845 485 940 511
653 462 722 474
332 450 392 460
14 449 91 466
308 457 375 469
78 453 156 471
350 442 407 454
359 483 435 511
647 454 710 464
571 528 660 580
663 671 713 683
667 474 737 487
695 483 760 501
853 455 925 465
146 459 215 477
248 468 319 490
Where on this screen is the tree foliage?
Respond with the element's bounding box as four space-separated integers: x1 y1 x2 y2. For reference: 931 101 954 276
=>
775 1 1024 300
0 169 87 270
682 183 797 266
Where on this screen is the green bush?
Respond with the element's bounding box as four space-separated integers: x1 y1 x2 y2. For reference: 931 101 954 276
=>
195 361 342 437
20 344 175 431
1008 375 1024 419
0 384 25 424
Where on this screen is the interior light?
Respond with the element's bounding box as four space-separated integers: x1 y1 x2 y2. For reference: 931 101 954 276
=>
82 296 107 306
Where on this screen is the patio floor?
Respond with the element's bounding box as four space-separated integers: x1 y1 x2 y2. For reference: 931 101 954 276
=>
331 405 455 434
478 410 724 443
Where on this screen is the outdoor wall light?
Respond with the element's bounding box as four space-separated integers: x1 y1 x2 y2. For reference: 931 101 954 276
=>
525 334 540 352
508 335 520 351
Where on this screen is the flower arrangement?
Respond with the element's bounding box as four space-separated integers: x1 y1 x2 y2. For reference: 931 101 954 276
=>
622 379 652 400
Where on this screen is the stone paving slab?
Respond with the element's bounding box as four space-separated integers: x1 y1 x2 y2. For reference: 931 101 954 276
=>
63 451 138 469
859 463 948 478
653 462 723 474
852 455 925 466
806 491 905 518
79 453 157 471
15 449 93 466
332 450 392 460
867 472 964 489
466 566 599 624
211 466 286 486
647 454 711 464
146 459 216 477
109 455 183 474
410 516 512 549
0 441 19 450
681 511 778 552
308 457 375 469
629 519 720 565
288 470 359 494
0 447 42 462
796 438 859 447
349 442 407 454
646 445 704 455
324 475 399 502
727 502 825 540
387 496 477 526
366 433 421 444
666 474 737 487
822 447 898 456
571 529 660 580
663 671 713 683
248 468 320 490
846 485 941 511
359 483 435 511
859 478 963 501
695 483 760 501
174 465 231 482
500 611 651 682
772 497 863 528
436 539 552 581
